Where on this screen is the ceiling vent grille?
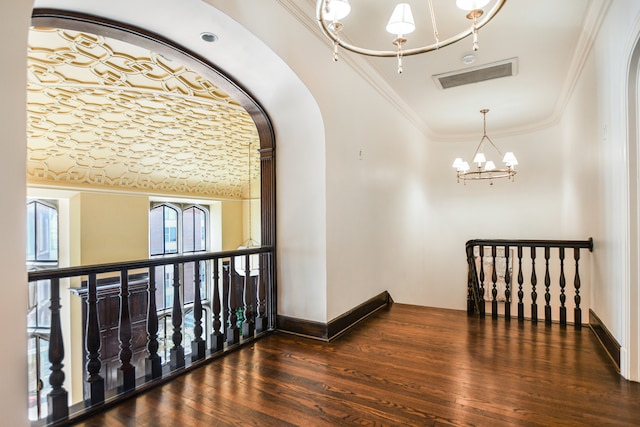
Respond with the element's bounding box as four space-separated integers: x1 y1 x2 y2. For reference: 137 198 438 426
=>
433 57 518 89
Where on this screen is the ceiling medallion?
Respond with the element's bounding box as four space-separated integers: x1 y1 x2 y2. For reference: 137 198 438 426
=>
452 109 518 185
316 0 507 73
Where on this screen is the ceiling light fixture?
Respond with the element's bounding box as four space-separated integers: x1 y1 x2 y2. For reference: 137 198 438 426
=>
452 109 517 185
316 0 506 74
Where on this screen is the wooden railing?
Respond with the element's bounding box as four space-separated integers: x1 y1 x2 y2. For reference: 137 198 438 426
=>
466 239 593 328
27 246 274 426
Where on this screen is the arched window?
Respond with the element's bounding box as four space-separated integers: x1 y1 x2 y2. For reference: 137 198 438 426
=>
26 200 58 264
183 206 206 253
149 202 209 363
149 204 179 256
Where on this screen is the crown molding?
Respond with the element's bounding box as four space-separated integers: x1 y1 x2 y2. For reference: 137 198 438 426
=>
279 0 613 143
276 0 431 136
549 0 613 128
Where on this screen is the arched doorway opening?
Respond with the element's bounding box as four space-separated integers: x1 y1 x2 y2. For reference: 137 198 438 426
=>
26 9 277 418
30 8 275 248
625 19 640 382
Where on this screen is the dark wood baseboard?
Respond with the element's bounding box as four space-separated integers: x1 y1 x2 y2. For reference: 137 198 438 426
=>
276 291 392 341
589 309 621 372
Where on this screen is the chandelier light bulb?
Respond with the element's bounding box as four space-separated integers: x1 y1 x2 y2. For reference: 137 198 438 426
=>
322 0 351 21
386 3 416 36
456 0 491 11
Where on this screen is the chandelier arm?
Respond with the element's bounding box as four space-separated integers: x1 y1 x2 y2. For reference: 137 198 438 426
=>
427 0 440 47
316 0 507 58
484 135 504 157
471 135 489 159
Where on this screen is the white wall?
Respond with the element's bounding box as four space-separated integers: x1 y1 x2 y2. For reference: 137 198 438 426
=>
1 0 31 425
588 0 640 381
415 117 596 311
198 1 330 322
24 3 638 386
202 2 601 322
202 1 434 320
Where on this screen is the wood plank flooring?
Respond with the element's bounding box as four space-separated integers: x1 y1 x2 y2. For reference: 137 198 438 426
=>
73 304 640 426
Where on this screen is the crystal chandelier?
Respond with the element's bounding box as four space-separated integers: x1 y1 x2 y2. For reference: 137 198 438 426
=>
316 0 507 73
452 109 517 184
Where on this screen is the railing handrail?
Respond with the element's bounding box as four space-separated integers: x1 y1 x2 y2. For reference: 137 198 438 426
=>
27 245 273 281
28 244 275 424
466 238 593 252
465 237 594 327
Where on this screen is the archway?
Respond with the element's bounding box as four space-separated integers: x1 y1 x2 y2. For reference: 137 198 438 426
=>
625 18 640 382
31 8 276 250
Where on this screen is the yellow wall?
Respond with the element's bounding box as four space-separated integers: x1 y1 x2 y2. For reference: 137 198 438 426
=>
78 192 149 264
221 200 244 250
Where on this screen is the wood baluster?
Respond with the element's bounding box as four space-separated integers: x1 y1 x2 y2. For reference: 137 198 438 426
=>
559 247 567 327
517 246 524 321
170 263 185 370
222 262 230 342
504 245 511 321
256 253 268 332
242 254 255 339
491 246 498 319
47 278 69 422
467 245 475 315
86 273 104 404
118 270 135 391
574 248 582 330
530 247 538 323
227 257 240 345
544 247 552 325
145 267 162 380
210 259 224 352
191 260 206 361
479 247 486 317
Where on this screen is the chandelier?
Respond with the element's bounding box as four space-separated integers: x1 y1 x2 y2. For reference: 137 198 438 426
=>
452 109 517 184
316 0 507 73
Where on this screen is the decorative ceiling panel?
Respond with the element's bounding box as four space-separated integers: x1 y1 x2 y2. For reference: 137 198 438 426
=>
27 27 261 199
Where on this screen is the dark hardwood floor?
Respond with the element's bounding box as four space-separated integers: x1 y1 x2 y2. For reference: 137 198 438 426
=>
74 304 640 426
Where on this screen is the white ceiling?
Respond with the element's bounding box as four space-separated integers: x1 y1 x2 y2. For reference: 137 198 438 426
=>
32 0 610 140
306 0 608 139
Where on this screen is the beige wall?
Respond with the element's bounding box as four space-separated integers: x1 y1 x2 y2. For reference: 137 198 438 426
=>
221 200 243 250
74 192 149 264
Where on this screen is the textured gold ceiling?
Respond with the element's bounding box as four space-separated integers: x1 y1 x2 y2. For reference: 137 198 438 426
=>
27 27 260 199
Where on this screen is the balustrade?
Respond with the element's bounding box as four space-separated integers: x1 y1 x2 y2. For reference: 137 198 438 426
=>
27 246 274 425
466 239 593 329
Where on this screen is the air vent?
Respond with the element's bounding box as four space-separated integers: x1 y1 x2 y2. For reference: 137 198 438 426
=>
433 57 518 89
